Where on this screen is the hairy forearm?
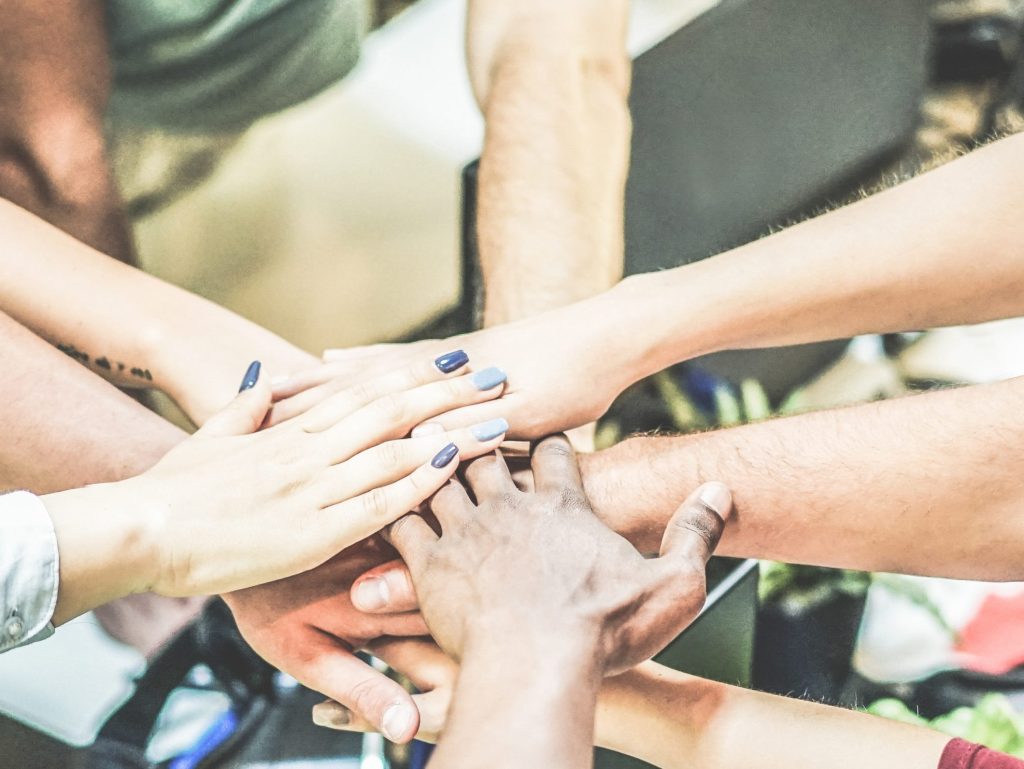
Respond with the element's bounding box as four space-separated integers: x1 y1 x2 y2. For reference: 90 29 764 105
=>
599 131 1024 380
597 663 947 769
0 199 314 420
470 0 631 326
0 310 183 494
432 633 600 769
583 376 1024 580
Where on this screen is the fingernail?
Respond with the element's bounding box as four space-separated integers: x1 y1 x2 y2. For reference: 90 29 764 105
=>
313 702 351 729
238 361 261 392
698 482 732 518
354 578 389 611
471 417 509 442
381 703 414 742
471 366 507 391
435 349 469 374
431 442 459 468
411 422 445 438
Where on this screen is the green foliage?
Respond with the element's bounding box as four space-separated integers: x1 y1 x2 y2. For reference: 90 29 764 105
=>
758 562 871 614
868 695 1024 758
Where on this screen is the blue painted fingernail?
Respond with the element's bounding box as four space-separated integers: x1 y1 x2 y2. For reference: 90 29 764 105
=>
238 361 261 392
435 349 469 373
471 418 509 442
430 442 459 468
471 367 507 391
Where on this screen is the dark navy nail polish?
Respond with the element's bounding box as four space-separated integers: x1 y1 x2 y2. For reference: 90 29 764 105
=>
238 361 261 392
471 366 507 391
434 349 469 374
430 442 459 468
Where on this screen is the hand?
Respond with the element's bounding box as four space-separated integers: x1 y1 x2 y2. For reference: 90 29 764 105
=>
118 355 510 597
385 435 733 673
224 539 429 744
271 290 640 437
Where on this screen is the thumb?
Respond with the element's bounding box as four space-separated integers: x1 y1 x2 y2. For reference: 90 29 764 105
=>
197 361 272 436
659 482 733 565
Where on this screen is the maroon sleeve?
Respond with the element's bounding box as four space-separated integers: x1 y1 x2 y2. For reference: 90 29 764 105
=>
940 739 1024 769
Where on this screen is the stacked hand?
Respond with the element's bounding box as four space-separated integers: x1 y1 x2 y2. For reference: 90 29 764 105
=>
52 351 513 743
127 354 510 596
269 292 642 438
311 436 732 741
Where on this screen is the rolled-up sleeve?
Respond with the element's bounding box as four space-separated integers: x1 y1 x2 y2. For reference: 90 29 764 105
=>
0 491 59 653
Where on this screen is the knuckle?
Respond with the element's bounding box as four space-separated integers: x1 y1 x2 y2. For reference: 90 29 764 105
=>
347 380 382 407
373 441 406 473
361 486 392 521
442 378 465 401
388 514 421 545
557 487 588 511
346 676 390 720
372 392 409 425
538 440 574 459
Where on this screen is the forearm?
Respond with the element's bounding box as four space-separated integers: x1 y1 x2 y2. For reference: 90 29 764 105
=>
600 131 1024 381
470 0 631 325
0 309 183 494
0 200 315 418
596 663 947 769
583 376 1024 580
431 632 601 769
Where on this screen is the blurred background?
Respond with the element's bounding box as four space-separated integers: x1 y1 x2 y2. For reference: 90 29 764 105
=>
5 0 1024 766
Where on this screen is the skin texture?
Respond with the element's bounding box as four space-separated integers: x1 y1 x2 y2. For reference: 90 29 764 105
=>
353 375 1024 619
44 361 510 623
381 437 731 767
315 645 950 769
467 0 631 326
0 199 317 424
0 0 627 738
579 376 1024 580
0 310 198 655
284 130 1024 439
0 309 182 494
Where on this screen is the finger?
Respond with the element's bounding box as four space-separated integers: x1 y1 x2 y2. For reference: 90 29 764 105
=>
411 421 445 438
403 398 512 435
322 342 412 363
530 434 584 493
316 369 506 462
313 688 447 744
292 637 420 743
318 638 455 744
658 482 732 567
298 353 489 435
430 478 474 530
318 419 508 502
321 452 460 548
462 450 517 501
274 349 476 429
271 362 349 401
352 559 419 613
386 514 438 578
197 364 272 437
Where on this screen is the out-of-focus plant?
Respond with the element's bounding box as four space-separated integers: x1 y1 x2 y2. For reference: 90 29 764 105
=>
868 695 1024 757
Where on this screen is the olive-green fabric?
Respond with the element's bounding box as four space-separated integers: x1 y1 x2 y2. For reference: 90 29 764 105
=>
106 0 369 131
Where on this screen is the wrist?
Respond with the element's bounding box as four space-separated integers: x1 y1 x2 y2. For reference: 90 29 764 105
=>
611 271 716 377
463 611 605 676
44 479 164 623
